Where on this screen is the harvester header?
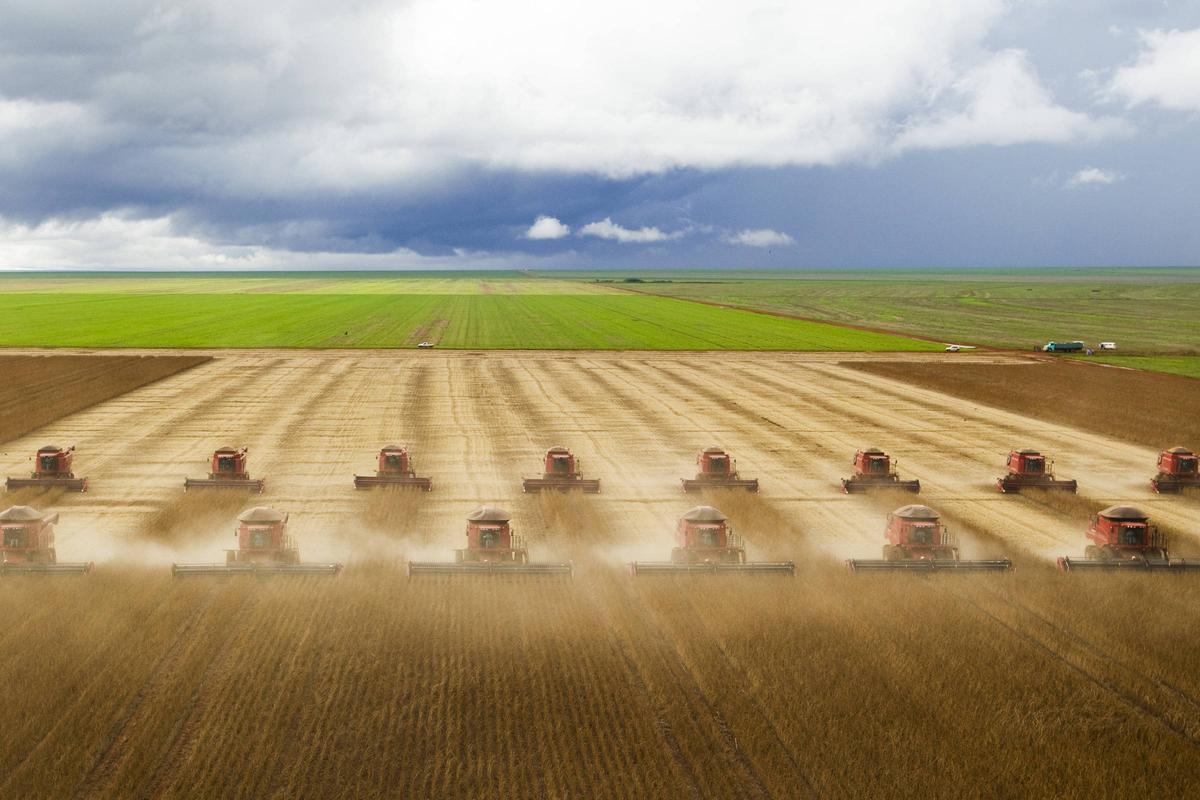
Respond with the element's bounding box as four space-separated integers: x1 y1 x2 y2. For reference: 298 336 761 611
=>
841 448 920 494
846 505 1012 573
522 446 600 493
1151 447 1199 494
682 447 759 493
629 505 794 575
1057 505 1200 572
0 506 93 575
184 446 264 492
997 449 1077 493
171 506 342 576
5 445 88 492
407 505 572 577
354 445 433 490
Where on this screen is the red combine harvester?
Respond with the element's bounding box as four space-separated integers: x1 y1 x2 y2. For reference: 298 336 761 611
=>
841 448 920 494
1057 505 1200 572
629 506 794 575
996 449 1077 493
184 447 264 492
354 445 433 490
1151 447 1200 494
846 505 1012 572
0 506 93 575
407 506 572 576
172 507 342 576
5 445 88 492
682 447 758 493
522 446 600 493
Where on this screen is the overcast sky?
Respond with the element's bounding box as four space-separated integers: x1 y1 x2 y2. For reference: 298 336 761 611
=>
1 0 1198 270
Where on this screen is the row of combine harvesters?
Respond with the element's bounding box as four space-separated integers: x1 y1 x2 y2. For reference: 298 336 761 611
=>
2 441 1199 577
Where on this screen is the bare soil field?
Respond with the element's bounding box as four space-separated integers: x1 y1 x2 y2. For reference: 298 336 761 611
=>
848 357 1200 449
1 351 1198 799
0 355 210 443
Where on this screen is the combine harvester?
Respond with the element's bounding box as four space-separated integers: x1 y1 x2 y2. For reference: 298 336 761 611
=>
184 447 264 493
0 506 93 575
629 506 794 576
996 449 1077 493
1150 447 1200 494
682 447 759 493
841 448 920 494
846 505 1012 573
407 506 572 577
172 507 342 576
354 445 433 490
1057 505 1200 572
522 447 600 493
5 445 88 492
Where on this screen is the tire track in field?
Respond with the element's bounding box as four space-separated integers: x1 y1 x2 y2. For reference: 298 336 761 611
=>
945 583 1200 749
73 582 224 799
137 589 260 799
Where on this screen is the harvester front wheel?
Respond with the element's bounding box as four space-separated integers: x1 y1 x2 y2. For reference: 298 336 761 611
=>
1084 546 1101 560
883 545 901 561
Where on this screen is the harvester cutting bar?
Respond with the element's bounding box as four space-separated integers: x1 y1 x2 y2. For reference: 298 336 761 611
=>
841 478 921 494
846 558 1013 573
5 477 88 492
183 477 265 492
522 478 601 493
1 561 94 575
1056 557 1200 572
629 561 794 576
1151 477 1200 494
406 561 573 577
997 477 1078 493
681 478 759 493
172 562 342 577
353 475 433 490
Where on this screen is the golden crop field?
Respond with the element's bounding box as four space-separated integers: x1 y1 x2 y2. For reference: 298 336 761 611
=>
2 351 1199 799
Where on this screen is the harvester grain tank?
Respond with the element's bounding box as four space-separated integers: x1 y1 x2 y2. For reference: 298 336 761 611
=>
172 507 342 576
846 505 1012 572
628 506 794 575
184 447 264 492
996 449 1077 493
1056 505 1200 572
0 506 93 575
1150 447 1200 494
5 445 88 492
682 447 759 493
407 506 573 576
841 448 920 494
354 445 433 490
522 447 600 493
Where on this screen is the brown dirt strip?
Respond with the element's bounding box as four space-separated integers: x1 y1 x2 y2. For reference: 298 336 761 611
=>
846 359 1200 450
0 355 210 445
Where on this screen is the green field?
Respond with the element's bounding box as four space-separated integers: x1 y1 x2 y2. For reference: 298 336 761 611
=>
0 274 936 350
576 269 1200 355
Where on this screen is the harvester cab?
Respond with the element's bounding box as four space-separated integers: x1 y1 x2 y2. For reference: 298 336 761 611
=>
5 445 88 492
1151 447 1200 494
522 446 601 493
629 505 794 575
184 446 264 492
0 506 93 575
1057 505 1200 572
354 445 433 490
841 448 920 494
846 504 1012 572
997 449 1077 493
407 506 573 576
682 447 759 492
172 507 342 576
